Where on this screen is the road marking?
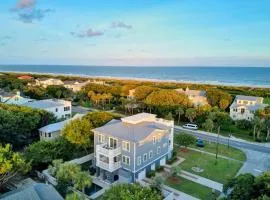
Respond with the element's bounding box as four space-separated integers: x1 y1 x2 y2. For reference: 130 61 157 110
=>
254 169 262 173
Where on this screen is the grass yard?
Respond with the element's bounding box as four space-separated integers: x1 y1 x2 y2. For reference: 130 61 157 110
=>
177 148 243 184
191 142 246 162
165 176 219 200
264 97 270 105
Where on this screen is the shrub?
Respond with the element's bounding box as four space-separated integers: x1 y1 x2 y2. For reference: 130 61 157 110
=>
146 170 156 178
156 166 164 172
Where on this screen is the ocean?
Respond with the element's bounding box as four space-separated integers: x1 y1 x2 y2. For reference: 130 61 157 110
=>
0 65 270 87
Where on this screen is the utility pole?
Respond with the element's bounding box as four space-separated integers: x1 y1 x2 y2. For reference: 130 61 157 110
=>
215 126 220 164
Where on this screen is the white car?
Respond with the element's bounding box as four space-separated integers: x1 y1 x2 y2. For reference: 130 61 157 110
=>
182 123 198 130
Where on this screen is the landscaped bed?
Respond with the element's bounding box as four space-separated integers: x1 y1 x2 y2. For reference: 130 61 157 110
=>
165 176 219 200
177 148 243 184
191 142 246 162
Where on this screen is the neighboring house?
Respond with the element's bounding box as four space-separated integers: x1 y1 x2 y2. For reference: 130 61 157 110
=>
176 87 208 106
93 113 174 183
0 183 63 200
0 90 32 105
230 95 267 121
23 99 72 119
39 114 85 141
127 89 136 99
34 78 64 88
18 75 34 80
63 80 90 92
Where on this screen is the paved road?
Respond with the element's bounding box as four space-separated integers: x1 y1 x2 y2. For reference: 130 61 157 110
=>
174 126 270 154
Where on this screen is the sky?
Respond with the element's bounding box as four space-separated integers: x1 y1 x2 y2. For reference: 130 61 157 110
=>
0 0 270 67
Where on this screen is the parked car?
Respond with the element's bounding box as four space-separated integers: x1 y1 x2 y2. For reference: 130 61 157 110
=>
182 123 198 130
196 139 205 147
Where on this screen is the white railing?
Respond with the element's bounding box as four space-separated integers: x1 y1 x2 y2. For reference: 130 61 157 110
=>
96 160 121 172
96 144 121 157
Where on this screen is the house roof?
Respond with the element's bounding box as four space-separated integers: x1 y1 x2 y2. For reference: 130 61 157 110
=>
0 90 13 98
23 99 66 109
235 95 263 102
93 118 170 142
18 75 33 79
230 102 267 111
39 113 85 133
0 183 63 200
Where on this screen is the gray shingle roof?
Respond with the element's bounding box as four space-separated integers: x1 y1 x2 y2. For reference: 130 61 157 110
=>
0 183 63 200
93 119 170 142
23 99 64 109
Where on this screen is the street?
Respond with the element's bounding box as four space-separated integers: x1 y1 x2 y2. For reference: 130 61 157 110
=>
174 126 270 154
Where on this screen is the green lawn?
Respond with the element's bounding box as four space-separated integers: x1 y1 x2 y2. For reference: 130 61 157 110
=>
165 176 219 200
264 97 270 105
177 149 243 184
191 142 246 162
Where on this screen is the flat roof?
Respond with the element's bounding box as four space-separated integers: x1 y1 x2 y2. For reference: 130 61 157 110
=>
23 99 67 109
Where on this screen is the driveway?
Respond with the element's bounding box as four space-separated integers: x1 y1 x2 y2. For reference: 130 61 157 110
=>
237 148 270 176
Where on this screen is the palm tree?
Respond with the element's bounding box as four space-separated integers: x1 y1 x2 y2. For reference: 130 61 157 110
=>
175 107 184 125
185 108 196 122
252 116 261 140
264 119 270 141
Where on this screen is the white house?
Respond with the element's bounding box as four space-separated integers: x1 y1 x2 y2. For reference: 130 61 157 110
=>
0 90 32 105
230 95 267 121
33 78 64 88
23 99 72 119
176 87 208 106
63 80 90 92
39 114 84 141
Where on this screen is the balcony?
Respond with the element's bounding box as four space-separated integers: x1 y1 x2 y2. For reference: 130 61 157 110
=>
96 143 121 157
96 160 121 172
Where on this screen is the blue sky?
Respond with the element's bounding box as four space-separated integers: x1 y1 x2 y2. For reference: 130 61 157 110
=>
0 0 270 66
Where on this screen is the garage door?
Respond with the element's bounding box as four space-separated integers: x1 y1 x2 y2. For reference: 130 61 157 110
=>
160 157 166 166
137 169 146 181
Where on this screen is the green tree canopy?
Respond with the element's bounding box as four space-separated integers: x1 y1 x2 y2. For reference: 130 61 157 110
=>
185 108 197 122
134 86 158 101
0 144 31 189
174 133 196 148
83 111 113 127
202 118 214 132
102 183 163 200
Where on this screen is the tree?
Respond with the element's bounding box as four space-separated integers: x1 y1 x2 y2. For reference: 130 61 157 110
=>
83 111 113 127
134 86 157 101
264 119 270 141
185 108 197 122
171 166 181 176
0 144 31 190
202 118 214 132
61 118 93 152
165 112 174 121
51 161 92 195
206 89 232 109
175 107 184 125
252 116 263 140
24 138 78 170
253 171 270 199
46 85 73 99
65 192 84 200
102 183 163 200
174 133 196 148
224 173 255 200
219 99 230 110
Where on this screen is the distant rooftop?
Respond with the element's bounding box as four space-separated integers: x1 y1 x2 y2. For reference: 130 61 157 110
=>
23 99 67 109
0 183 63 200
235 95 263 102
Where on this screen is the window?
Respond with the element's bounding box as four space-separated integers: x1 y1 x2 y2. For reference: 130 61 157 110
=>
109 137 117 149
48 133 51 137
241 108 245 114
55 108 58 112
149 151 153 159
122 156 130 165
143 153 147 162
40 132 42 137
153 136 156 144
64 106 70 111
98 134 104 143
157 146 161 154
137 156 141 166
122 141 130 152
45 133 47 137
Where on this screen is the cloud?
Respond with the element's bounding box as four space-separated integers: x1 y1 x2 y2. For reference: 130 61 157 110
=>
18 9 54 23
111 21 133 30
12 0 36 10
10 0 54 23
71 28 104 38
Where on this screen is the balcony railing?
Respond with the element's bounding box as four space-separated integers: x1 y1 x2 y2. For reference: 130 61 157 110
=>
96 143 121 157
96 160 121 172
